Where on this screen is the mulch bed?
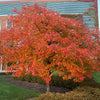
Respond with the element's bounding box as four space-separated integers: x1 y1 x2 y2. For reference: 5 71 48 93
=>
0 72 12 75
2 77 70 93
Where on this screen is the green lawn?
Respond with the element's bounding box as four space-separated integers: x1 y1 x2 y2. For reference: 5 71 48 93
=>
93 72 100 83
0 75 41 100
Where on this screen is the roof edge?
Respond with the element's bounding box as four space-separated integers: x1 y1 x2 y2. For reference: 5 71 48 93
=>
0 0 88 4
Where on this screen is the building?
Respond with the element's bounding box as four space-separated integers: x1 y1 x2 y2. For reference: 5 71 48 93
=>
0 0 98 30
0 0 99 71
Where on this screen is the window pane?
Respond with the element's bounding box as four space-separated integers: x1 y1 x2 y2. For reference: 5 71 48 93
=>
7 21 13 28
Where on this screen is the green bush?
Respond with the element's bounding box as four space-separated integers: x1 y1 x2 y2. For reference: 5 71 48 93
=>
30 75 46 85
13 73 79 90
23 74 32 82
13 76 25 81
34 87 100 100
79 78 100 89
13 73 46 85
50 76 79 90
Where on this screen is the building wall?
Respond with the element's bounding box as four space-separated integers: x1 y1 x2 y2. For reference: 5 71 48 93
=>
0 0 95 30
0 16 9 30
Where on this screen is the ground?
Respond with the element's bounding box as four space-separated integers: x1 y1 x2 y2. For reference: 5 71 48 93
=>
2 77 70 93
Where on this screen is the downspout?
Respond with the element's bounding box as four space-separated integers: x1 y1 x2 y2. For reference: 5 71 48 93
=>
97 0 100 30
95 0 99 27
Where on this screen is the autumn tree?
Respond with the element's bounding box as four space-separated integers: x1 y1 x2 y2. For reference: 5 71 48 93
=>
0 3 100 92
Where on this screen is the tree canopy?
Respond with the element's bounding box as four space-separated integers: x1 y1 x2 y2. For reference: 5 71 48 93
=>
0 3 100 83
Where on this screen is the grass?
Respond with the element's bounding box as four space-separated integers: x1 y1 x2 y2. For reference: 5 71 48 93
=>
1 72 100 100
93 72 100 83
0 75 41 100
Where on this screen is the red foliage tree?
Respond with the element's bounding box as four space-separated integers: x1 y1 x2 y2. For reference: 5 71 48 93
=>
0 3 100 91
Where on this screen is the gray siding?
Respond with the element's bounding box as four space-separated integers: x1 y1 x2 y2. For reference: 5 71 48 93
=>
0 1 95 28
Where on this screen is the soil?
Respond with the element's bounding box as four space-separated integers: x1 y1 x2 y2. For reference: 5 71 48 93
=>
2 77 70 93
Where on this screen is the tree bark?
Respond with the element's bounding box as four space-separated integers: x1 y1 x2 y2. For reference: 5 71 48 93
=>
0 56 3 71
46 83 50 92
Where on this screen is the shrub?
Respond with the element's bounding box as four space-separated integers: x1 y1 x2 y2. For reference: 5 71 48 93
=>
79 77 100 89
72 86 100 99
14 74 100 90
13 73 46 85
13 76 24 81
34 92 65 100
13 74 79 90
34 87 100 100
31 75 46 85
50 75 79 90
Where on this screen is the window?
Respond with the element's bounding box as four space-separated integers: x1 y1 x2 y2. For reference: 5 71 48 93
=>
7 21 13 28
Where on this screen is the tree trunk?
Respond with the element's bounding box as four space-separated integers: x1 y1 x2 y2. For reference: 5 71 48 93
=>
0 56 3 71
46 83 50 92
